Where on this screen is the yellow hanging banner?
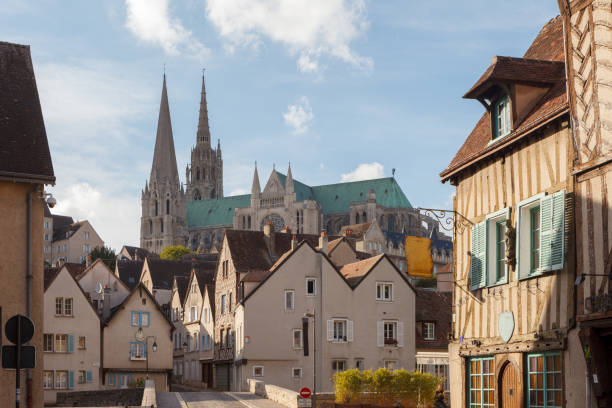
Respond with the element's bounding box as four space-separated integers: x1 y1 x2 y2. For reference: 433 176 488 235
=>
405 236 433 278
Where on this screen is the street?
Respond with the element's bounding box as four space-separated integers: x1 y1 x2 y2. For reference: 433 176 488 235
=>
156 391 287 408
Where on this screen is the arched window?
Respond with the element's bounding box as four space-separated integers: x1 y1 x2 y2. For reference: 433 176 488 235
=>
196 168 200 180
356 213 360 224
387 215 395 232
362 211 367 222
242 216 246 229
149 220 153 234
154 201 158 216
248 215 251 230
161 219 164 233
166 199 170 215
193 189 201 200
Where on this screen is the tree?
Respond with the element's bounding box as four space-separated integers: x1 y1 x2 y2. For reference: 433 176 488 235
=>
86 245 117 271
160 245 193 260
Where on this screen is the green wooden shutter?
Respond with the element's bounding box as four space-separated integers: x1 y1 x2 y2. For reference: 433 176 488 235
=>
550 191 565 270
86 370 92 383
470 222 487 290
68 371 74 389
67 334 74 353
539 195 554 272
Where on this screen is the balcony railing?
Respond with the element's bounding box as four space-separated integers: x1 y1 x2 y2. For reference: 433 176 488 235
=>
214 342 234 361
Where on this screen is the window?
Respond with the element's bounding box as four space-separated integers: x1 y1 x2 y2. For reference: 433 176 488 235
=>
493 95 511 139
384 360 397 370
384 322 397 344
64 298 73 316
226 328 232 347
285 290 295 311
84 231 89 240
44 371 53 389
107 373 116 387
56 298 63 315
495 220 507 283
190 306 197 322
517 191 565 279
471 208 511 290
130 311 150 327
55 371 68 389
293 329 303 349
423 322 435 341
229 292 233 312
292 368 302 378
376 283 393 301
45 221 50 229
204 307 210 323
166 199 170 215
468 357 495 408
333 320 347 342
220 329 225 346
418 363 449 392
44 334 54 352
130 342 146 360
155 201 158 216
82 244 89 254
306 278 317 296
221 295 226 314
253 366 264 377
78 370 86 384
160 219 164 233
332 360 346 373
55 334 67 353
355 359 364 370
78 336 86 350
527 352 562 408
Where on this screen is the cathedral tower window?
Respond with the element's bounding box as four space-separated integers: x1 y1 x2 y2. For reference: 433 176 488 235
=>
149 220 153 234
155 201 158 216
161 219 164 233
166 199 170 215
362 211 367 222
197 168 200 180
356 213 360 224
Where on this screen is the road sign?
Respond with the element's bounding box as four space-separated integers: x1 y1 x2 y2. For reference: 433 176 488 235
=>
1 346 35 369
5 315 34 345
300 387 312 399
298 397 312 408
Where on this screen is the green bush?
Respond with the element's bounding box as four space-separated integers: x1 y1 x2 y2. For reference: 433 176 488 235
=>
333 368 441 407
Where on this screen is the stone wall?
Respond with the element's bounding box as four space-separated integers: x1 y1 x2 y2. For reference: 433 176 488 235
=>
55 388 143 407
246 379 301 408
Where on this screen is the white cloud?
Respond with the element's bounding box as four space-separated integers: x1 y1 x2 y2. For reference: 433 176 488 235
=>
206 0 372 73
229 188 249 196
341 162 384 182
283 96 314 134
125 0 208 60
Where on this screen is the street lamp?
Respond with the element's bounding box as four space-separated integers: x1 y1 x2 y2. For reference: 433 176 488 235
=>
145 336 157 379
304 312 316 408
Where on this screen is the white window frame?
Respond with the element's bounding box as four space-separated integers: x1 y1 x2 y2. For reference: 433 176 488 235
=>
292 329 303 349
384 360 397 370
253 366 264 377
355 359 364 370
516 193 546 279
55 334 67 353
43 371 54 389
485 207 510 287
284 290 295 311
333 319 347 342
423 322 435 341
292 367 303 378
44 334 54 352
306 278 317 296
64 298 73 316
376 282 393 301
332 360 347 373
55 371 68 390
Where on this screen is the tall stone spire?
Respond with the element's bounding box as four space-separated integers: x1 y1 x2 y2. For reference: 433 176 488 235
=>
150 74 179 185
285 162 294 193
196 70 211 146
251 162 261 196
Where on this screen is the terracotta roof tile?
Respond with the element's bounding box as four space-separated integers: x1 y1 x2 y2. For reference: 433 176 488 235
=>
327 237 344 254
441 16 568 181
339 254 384 287
340 222 371 239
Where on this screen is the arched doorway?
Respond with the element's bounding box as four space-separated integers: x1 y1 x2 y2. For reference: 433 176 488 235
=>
499 361 521 408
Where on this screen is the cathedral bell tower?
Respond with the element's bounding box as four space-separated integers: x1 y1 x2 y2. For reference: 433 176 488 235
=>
186 72 223 201
140 74 187 253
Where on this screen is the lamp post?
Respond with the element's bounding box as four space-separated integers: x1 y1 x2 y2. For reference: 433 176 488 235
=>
304 312 316 408
145 336 157 380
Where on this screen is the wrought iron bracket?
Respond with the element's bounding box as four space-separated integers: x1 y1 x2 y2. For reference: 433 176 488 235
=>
416 207 474 235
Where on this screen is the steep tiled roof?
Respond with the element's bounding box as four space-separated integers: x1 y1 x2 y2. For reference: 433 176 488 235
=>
44 263 87 289
441 16 568 181
187 177 412 228
146 259 194 290
339 254 385 287
52 217 85 242
121 246 157 261
116 260 144 290
327 237 344 254
174 275 190 304
415 289 452 349
193 267 216 295
240 269 273 282
0 42 55 183
341 222 372 239
44 267 61 290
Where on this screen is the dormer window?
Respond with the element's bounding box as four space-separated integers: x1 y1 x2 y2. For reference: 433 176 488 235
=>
493 95 511 139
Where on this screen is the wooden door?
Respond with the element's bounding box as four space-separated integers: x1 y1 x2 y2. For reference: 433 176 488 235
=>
499 363 520 408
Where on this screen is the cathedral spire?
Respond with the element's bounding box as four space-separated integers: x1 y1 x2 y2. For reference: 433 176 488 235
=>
150 74 180 186
196 70 211 146
251 161 261 196
286 162 294 193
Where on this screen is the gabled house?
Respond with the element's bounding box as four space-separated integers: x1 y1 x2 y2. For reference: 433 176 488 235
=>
170 275 189 383
117 245 157 261
43 265 101 404
78 259 131 312
234 239 415 393
50 217 104 265
115 259 145 291
102 284 173 391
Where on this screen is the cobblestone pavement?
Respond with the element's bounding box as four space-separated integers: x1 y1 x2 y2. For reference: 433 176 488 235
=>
156 391 287 408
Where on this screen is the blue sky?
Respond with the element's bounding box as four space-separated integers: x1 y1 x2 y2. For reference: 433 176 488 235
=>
1 0 560 250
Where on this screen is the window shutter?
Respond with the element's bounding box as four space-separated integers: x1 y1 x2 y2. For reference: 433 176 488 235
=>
377 321 384 347
347 320 354 342
68 371 74 389
469 222 487 290
550 191 565 270
397 322 404 347
327 320 333 341
67 334 74 353
539 195 554 272
86 371 92 383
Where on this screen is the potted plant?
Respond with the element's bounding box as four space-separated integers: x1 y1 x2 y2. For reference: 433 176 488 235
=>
384 338 397 346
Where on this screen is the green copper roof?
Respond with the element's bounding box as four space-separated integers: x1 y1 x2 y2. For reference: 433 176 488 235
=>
187 194 251 228
187 176 412 228
312 177 412 214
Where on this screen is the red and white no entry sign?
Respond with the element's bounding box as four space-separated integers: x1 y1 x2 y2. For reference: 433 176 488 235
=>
300 387 312 399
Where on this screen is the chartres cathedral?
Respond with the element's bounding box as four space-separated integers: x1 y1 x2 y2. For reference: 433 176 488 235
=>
141 74 440 253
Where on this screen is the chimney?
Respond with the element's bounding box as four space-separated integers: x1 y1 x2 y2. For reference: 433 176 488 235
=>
291 234 298 251
319 230 328 254
264 222 275 256
102 286 112 320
